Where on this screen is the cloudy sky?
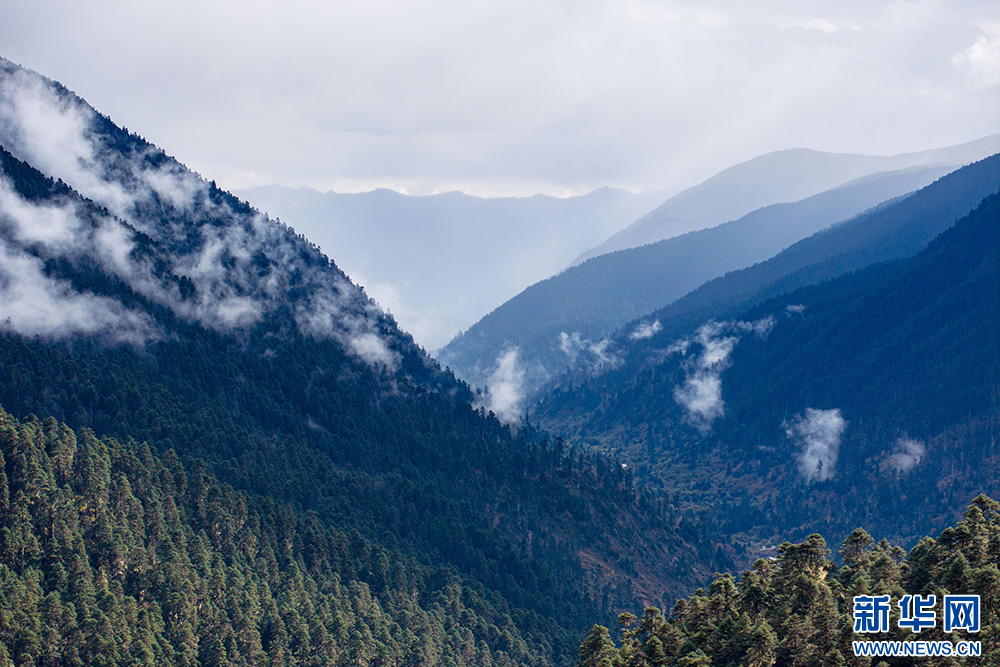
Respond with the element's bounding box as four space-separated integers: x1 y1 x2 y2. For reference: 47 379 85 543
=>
1 0 998 197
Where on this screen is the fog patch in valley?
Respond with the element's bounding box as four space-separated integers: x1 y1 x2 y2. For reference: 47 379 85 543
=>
670 317 774 432
882 436 926 474
785 408 848 483
480 348 526 424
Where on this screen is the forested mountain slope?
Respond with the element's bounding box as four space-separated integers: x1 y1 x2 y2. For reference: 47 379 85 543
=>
0 407 558 666
578 495 1000 667
0 57 720 665
538 191 1000 551
439 163 977 401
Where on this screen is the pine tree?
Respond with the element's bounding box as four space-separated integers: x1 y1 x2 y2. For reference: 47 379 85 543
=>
577 625 617 667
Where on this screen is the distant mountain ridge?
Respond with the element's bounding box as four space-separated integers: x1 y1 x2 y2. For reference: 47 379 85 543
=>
625 152 1000 345
438 160 983 404
235 183 665 350
573 135 1000 264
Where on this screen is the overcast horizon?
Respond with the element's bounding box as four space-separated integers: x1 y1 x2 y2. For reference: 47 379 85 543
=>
1 0 997 199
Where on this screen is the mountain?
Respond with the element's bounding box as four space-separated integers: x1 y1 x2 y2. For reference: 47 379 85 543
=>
235 184 665 350
536 189 1000 549
438 162 981 407
0 57 720 664
572 136 1000 265
614 152 1000 346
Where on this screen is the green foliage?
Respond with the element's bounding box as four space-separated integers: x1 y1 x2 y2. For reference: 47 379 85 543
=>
0 406 574 665
577 625 618 667
584 496 1000 666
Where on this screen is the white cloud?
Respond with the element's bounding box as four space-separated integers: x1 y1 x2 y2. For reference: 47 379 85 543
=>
737 316 775 337
589 338 616 367
954 31 1000 87
773 17 843 33
665 339 690 356
696 322 740 366
0 66 136 218
208 296 262 330
674 371 726 432
350 271 463 353
296 290 401 371
629 319 662 340
482 348 525 423
349 332 399 369
785 408 847 483
2 2 996 198
883 436 926 474
559 331 585 364
140 157 206 210
0 61 206 229
0 237 155 345
672 325 737 431
558 331 619 374
92 217 137 274
0 176 80 245
0 63 404 368
671 317 772 432
0 167 159 344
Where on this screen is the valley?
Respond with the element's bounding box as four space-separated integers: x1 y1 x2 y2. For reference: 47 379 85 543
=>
0 53 997 666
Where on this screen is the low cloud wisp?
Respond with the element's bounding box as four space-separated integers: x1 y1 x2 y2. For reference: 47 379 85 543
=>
671 317 774 432
785 408 847 483
629 320 662 340
559 331 620 375
481 348 526 424
0 235 155 345
883 437 926 474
